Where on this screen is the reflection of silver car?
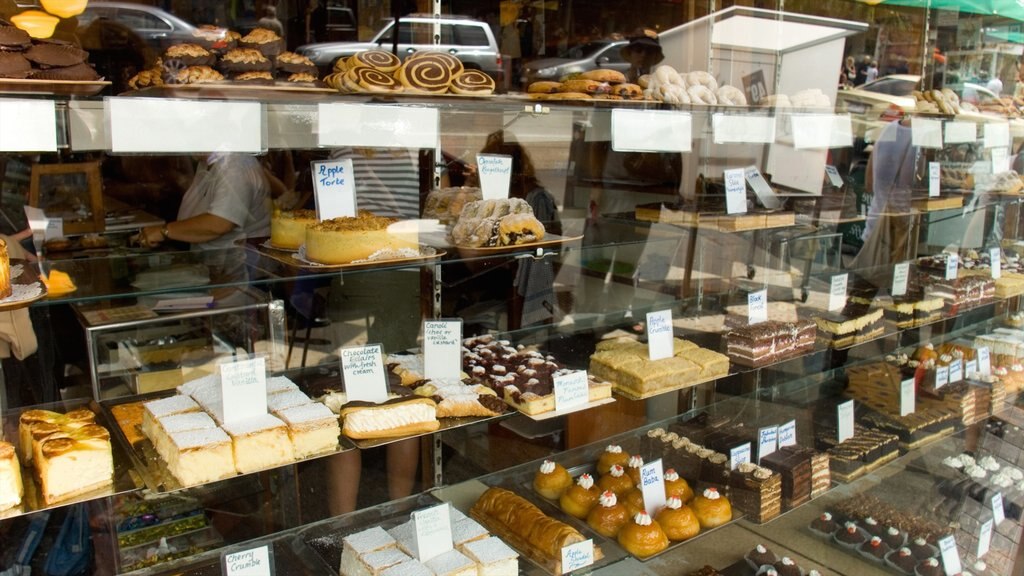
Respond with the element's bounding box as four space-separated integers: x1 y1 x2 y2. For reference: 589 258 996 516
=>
76 1 197 52
520 40 629 85
297 14 502 80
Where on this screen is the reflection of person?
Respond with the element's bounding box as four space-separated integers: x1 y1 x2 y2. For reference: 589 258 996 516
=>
865 61 879 83
136 153 270 250
841 56 856 88
851 118 916 269
257 5 285 39
621 28 664 83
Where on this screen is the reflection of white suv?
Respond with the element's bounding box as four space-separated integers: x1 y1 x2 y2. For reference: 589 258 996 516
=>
297 14 502 81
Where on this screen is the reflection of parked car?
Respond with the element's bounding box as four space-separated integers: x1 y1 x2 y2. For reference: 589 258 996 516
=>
76 1 197 52
325 3 357 42
520 40 628 86
297 14 502 80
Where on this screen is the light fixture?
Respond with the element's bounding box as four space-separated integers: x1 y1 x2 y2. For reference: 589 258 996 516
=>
40 0 89 19
10 10 60 39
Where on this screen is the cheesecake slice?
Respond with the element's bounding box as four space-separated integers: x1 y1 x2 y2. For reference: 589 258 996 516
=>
276 402 339 458
0 441 23 511
18 408 95 463
141 395 200 445
462 537 518 576
222 413 294 474
36 424 113 504
152 411 218 461
165 427 235 486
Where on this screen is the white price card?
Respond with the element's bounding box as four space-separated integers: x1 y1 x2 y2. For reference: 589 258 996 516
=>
829 273 849 312
758 426 779 462
938 535 962 576
945 254 959 280
712 113 775 144
220 357 267 424
929 162 941 197
748 290 768 325
744 166 781 210
730 443 752 470
110 98 262 153
966 359 977 376
611 109 691 152
221 545 272 576
640 458 666 517
423 320 462 381
936 365 950 389
992 492 1005 525
778 420 797 448
318 103 438 148
837 400 855 443
646 309 674 361
945 121 976 144
900 379 916 417
992 147 1010 173
911 118 943 149
311 159 356 220
892 262 910 297
977 519 993 557
45 218 63 241
824 165 844 188
791 114 837 149
724 168 747 215
984 122 1011 149
978 347 991 376
554 370 590 412
0 99 57 152
341 344 388 403
949 359 963 383
991 248 1002 280
560 540 595 574
477 154 513 200
412 503 454 561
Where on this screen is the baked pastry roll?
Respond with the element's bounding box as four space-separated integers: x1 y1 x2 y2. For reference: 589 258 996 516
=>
341 397 439 439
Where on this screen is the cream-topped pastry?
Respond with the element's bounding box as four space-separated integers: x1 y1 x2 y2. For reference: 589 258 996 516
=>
424 549 475 576
665 496 682 509
462 537 518 576
141 395 200 444
577 473 595 489
165 427 234 486
151 411 217 461
340 398 438 440
277 402 340 458
222 413 294 473
339 526 398 576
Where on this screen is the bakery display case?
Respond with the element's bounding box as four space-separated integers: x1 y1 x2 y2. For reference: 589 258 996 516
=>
3 1 1024 575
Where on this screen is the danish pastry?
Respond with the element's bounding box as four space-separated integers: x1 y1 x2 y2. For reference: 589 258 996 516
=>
348 66 403 93
451 69 495 95
352 49 401 72
397 54 454 94
163 43 214 67
407 51 464 76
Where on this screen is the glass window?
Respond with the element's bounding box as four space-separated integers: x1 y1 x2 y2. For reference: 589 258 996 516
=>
596 44 626 64
116 9 172 31
862 77 917 96
454 25 490 47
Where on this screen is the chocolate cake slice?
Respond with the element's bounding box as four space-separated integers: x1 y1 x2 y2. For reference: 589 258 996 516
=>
761 446 813 508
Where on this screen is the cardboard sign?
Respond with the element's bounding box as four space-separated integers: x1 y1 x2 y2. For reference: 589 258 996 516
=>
757 426 779 462
340 345 388 403
824 165 844 188
936 366 950 389
0 99 57 152
900 379 915 416
311 159 356 220
742 69 768 105
949 359 963 383
778 420 797 448
744 165 781 209
837 400 855 443
829 273 849 312
730 442 752 470
713 114 776 144
892 262 910 297
991 248 1002 280
560 540 595 574
412 503 454 561
748 290 768 325
640 459 666 517
724 168 747 214
912 118 943 148
929 162 941 197
992 492 1005 525
984 122 1010 149
554 371 590 412
945 254 959 280
318 103 438 148
937 535 962 575
423 320 462 381
221 545 272 576
110 99 262 153
220 357 267 424
977 519 993 557
945 121 976 144
978 347 991 375
992 147 1010 173
477 154 513 200
646 310 674 361
611 109 692 153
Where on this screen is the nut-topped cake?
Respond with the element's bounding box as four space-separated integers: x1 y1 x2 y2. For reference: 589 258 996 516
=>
305 211 418 265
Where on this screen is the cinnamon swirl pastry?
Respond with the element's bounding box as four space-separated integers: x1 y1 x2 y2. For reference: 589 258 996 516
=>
450 69 495 95
407 50 464 76
397 55 454 94
348 65 403 93
352 49 401 72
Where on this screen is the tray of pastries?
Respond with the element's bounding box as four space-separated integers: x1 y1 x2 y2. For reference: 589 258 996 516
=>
324 49 496 97
1 398 139 519
0 23 108 95
449 198 582 256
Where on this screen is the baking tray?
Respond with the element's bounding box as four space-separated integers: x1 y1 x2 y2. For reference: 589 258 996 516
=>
452 234 583 258
99 391 356 493
0 398 143 520
0 78 110 96
250 238 444 272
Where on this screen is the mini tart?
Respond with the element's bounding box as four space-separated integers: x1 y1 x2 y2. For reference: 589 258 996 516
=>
626 454 645 485
532 459 571 500
586 490 630 538
559 473 600 519
655 497 700 541
691 488 731 529
596 444 629 475
597 464 634 496
617 512 669 558
622 488 645 517
663 468 694 503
